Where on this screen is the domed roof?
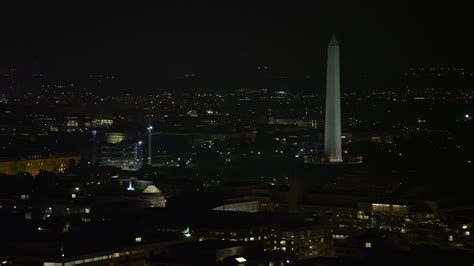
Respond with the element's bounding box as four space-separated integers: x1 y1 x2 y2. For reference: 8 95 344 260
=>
142 185 161 194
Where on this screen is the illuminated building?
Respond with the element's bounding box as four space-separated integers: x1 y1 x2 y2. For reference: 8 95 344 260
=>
65 116 79 132
324 34 343 162
369 203 409 215
213 201 260 213
105 132 128 144
154 240 295 265
6 232 192 265
268 117 316 128
0 153 80 176
98 141 142 170
202 220 332 259
155 211 334 259
91 116 114 128
142 185 167 208
96 131 142 170
95 179 166 209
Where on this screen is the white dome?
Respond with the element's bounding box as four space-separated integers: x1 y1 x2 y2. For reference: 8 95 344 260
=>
142 185 161 194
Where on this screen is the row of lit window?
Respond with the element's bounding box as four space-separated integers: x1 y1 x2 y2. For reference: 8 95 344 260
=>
43 249 143 266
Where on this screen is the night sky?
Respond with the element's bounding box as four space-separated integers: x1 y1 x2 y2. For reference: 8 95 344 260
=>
1 1 473 89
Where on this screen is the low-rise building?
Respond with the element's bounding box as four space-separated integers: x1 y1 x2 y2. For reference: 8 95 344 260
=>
0 153 80 176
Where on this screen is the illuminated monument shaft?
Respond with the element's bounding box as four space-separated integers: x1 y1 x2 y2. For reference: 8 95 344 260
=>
324 35 343 162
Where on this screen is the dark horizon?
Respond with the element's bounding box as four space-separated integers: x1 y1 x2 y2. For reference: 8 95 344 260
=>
1 1 474 90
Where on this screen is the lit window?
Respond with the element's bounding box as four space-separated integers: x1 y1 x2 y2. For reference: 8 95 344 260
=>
372 203 390 213
365 242 372 248
235 257 247 263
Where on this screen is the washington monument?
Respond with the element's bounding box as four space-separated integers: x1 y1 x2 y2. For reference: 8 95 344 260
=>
324 34 343 162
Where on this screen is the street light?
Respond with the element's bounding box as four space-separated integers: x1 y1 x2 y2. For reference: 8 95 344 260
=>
464 114 472 121
91 130 97 164
147 126 153 164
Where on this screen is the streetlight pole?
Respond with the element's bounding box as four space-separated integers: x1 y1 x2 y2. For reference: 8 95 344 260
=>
147 126 153 165
91 130 97 164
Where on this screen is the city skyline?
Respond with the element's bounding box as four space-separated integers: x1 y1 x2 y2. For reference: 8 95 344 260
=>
0 2 473 265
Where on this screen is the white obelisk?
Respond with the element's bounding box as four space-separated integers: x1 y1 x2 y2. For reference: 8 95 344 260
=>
324 34 343 162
